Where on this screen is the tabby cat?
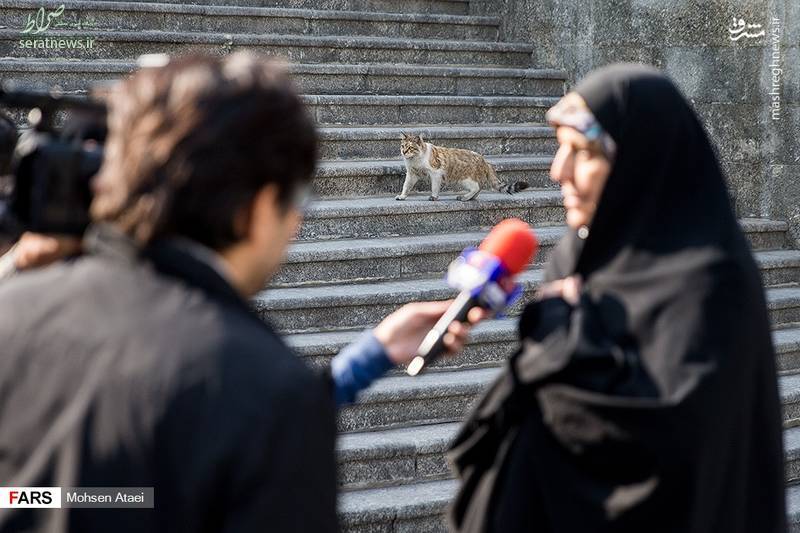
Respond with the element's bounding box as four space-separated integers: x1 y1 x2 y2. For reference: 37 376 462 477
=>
396 133 529 201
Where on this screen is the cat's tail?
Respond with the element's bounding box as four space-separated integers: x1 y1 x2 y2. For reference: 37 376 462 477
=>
488 164 530 194
499 181 530 194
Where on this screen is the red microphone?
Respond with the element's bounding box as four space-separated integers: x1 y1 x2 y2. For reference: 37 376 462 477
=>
407 219 539 376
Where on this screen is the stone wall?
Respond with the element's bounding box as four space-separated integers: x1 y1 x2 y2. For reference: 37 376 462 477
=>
472 0 799 243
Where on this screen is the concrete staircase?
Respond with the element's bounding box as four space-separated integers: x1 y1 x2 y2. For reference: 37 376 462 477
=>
1 1 800 531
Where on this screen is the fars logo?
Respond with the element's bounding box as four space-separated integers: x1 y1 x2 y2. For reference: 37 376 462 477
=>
0 487 61 508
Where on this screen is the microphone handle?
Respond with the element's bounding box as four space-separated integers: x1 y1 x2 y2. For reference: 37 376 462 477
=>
406 290 480 376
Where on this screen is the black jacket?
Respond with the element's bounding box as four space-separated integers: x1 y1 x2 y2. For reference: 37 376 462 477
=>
0 223 338 533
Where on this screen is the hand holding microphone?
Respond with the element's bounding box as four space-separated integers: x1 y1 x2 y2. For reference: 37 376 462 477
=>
406 218 539 376
373 300 488 365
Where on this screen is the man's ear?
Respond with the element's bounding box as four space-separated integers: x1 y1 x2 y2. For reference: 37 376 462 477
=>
234 184 281 242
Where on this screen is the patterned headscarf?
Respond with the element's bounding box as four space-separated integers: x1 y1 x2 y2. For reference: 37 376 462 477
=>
545 95 617 162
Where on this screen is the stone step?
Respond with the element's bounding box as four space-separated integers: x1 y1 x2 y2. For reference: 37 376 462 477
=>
340 477 800 533
0 1 501 41
778 327 800 374
787 425 800 484
0 90 560 129
258 267 800 335
258 265 542 334
760 250 800 286
775 287 800 329
317 123 557 160
742 218 790 250
338 366 498 433
340 408 800 491
125 0 471 16
789 483 800 533
274 225 565 287
339 339 800 433
293 318 800 378
303 94 557 126
296 191 565 241
296 195 794 242
337 421 459 490
0 59 566 97
3 112 558 162
781 373 800 425
289 317 519 373
7 30 535 66
295 64 566 97
275 219 790 287
339 478 456 532
312 154 556 198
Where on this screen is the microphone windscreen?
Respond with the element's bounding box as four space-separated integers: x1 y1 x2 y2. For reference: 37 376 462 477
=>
479 218 538 276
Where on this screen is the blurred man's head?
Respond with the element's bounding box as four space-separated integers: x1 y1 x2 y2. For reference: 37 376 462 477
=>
91 51 318 296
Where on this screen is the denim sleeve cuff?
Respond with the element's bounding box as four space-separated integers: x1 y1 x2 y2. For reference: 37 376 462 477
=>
331 329 394 407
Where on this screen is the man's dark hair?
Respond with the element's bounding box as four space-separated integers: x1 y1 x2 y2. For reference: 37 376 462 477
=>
0 112 18 176
91 51 318 249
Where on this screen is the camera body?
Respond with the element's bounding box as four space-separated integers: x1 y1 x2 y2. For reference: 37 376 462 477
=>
0 81 107 239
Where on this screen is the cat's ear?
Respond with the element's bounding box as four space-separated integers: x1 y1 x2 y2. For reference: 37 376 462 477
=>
417 134 424 143
401 131 408 139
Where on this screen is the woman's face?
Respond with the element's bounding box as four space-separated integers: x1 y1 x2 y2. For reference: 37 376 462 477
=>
550 125 612 229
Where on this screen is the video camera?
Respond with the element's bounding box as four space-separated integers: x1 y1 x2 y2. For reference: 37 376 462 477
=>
0 80 108 239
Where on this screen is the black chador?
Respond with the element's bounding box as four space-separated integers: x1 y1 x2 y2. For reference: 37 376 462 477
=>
447 64 787 533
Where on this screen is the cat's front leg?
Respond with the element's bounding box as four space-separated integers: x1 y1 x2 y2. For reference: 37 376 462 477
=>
429 171 443 201
396 172 418 201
